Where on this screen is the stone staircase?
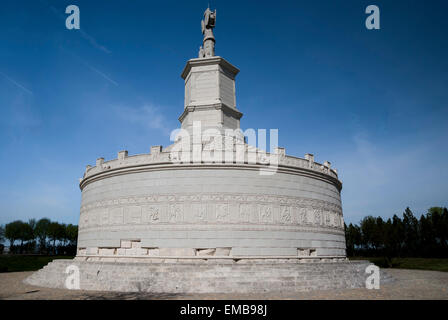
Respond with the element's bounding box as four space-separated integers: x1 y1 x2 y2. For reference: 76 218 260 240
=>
24 259 394 293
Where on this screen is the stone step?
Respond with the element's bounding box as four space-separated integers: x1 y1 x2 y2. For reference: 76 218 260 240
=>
24 259 379 293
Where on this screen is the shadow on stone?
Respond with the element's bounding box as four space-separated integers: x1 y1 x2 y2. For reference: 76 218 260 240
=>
80 292 181 300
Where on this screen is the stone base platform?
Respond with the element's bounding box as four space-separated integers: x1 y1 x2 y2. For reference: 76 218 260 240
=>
24 259 393 293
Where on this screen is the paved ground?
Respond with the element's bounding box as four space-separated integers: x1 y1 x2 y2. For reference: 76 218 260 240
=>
0 269 447 300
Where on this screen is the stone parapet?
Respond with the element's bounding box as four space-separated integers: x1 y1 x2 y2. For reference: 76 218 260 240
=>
81 147 339 189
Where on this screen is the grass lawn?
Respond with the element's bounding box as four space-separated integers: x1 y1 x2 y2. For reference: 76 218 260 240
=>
350 257 448 272
0 255 74 273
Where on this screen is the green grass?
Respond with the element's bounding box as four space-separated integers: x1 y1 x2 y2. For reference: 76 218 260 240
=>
350 257 448 272
0 255 74 273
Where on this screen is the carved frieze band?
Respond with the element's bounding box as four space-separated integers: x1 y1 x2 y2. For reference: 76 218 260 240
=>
79 193 344 230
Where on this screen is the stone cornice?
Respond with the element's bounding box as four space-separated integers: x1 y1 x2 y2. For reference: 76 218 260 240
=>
181 56 239 80
178 103 243 123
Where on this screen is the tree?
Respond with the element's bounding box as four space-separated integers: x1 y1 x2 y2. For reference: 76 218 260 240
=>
47 222 64 254
345 206 448 259
345 223 361 256
360 216 377 250
372 216 385 250
402 207 419 256
352 224 362 249
28 218 37 233
423 207 448 257
382 218 395 266
442 207 448 250
391 214 404 256
0 224 5 244
65 224 78 245
35 218 51 253
18 221 34 253
420 214 435 256
63 224 78 255
60 223 68 246
427 207 448 246
5 220 23 249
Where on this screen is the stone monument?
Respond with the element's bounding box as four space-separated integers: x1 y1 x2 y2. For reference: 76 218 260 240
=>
25 8 388 293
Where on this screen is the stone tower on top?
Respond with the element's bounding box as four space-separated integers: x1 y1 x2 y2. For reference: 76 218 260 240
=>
179 7 243 134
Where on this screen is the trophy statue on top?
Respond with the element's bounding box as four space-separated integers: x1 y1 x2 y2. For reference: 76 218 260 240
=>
199 7 216 58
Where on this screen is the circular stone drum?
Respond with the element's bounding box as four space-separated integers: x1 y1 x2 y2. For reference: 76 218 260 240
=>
76 148 346 261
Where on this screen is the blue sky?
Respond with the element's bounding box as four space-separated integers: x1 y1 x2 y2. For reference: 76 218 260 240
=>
0 0 447 225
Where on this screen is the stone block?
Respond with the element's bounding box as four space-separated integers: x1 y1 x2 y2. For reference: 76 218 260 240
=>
196 248 216 256
96 158 104 168
215 247 231 256
148 248 160 256
274 147 285 156
86 247 98 255
138 248 148 255
118 150 128 160
181 259 200 264
125 248 139 256
99 248 115 256
150 146 162 154
213 259 233 264
131 241 141 248
305 153 314 162
159 248 196 256
164 259 178 264
121 240 132 248
116 248 126 256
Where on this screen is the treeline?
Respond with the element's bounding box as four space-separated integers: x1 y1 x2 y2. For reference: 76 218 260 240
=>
0 218 78 255
345 207 448 261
